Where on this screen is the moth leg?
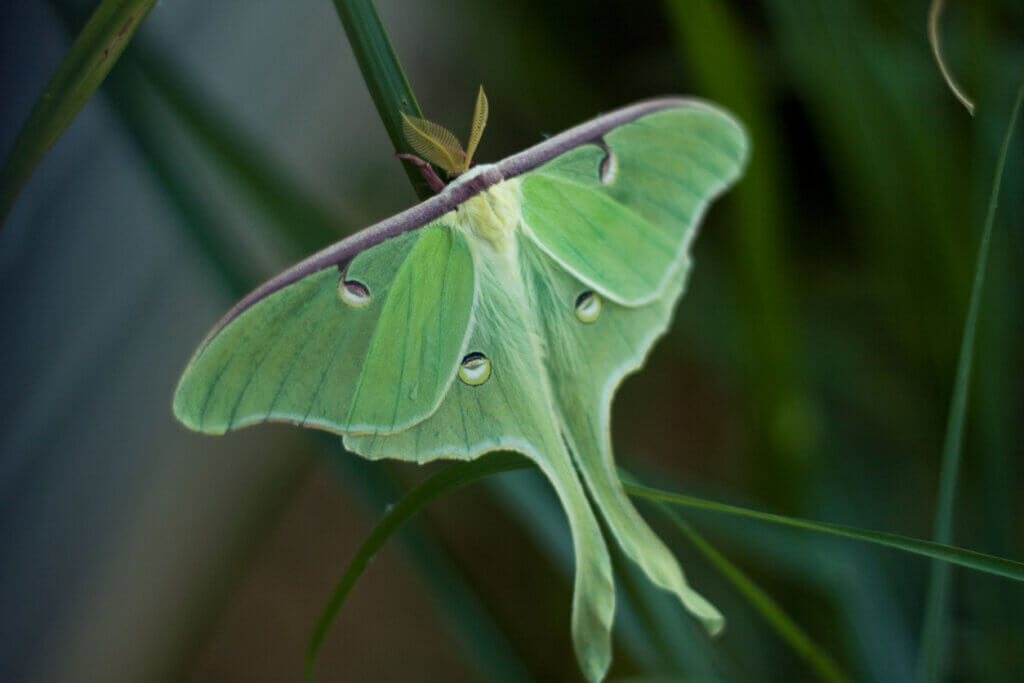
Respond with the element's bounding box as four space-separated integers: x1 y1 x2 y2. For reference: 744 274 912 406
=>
395 152 446 194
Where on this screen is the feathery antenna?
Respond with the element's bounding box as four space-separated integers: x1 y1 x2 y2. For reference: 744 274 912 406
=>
400 86 489 177
465 86 489 169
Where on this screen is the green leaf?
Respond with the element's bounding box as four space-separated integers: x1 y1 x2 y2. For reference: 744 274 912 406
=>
305 452 532 682
624 482 1024 583
917 82 1024 682
0 0 156 227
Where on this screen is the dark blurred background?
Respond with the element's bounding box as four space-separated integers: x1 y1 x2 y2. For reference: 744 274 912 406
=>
1 0 1022 681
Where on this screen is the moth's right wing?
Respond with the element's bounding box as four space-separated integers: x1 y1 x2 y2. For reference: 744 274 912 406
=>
173 223 474 437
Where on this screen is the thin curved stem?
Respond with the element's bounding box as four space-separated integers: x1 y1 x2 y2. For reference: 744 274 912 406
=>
928 0 976 115
304 452 530 682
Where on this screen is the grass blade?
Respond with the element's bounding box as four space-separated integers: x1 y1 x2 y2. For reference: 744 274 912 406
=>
304 452 531 682
624 482 1024 583
0 0 156 227
330 0 434 200
916 82 1024 682
650 501 849 682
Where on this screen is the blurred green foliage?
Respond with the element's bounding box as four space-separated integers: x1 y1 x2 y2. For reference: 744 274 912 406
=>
5 0 1022 681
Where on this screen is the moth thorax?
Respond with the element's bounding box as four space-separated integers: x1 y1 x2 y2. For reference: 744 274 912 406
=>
455 178 522 253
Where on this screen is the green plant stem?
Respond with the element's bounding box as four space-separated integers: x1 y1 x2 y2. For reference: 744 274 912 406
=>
0 0 156 227
330 0 433 200
916 82 1024 683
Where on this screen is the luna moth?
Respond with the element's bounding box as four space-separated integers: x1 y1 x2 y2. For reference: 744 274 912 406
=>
174 87 748 682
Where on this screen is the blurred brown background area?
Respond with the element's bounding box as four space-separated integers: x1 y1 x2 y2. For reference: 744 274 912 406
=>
187 465 474 683
1 0 1022 681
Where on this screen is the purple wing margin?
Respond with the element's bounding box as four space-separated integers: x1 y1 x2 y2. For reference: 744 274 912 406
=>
197 97 710 346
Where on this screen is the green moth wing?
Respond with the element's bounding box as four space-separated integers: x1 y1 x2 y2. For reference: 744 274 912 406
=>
520 105 746 305
173 97 748 683
174 224 474 435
